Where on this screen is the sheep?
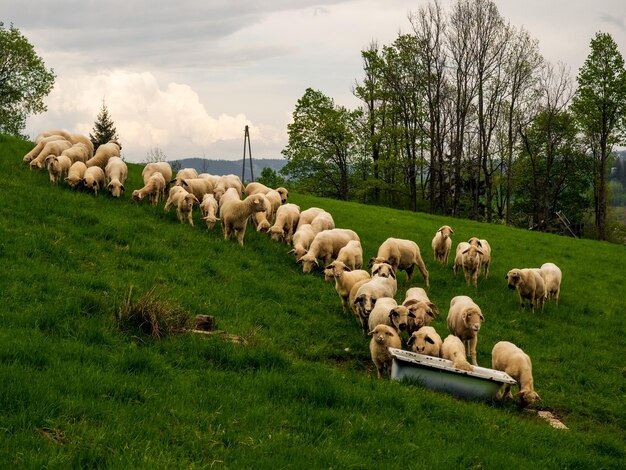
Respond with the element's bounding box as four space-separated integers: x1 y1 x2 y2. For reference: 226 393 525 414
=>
200 193 219 230
83 166 106 195
132 172 166 205
172 168 199 186
505 268 546 312
371 261 396 279
45 155 72 185
60 142 90 164
219 188 267 246
105 157 128 198
369 324 402 379
492 341 541 407
65 161 87 188
539 262 562 305
367 297 411 334
142 162 172 197
164 186 199 226
67 133 94 159
353 275 398 335
441 335 473 371
214 174 244 201
276 187 288 203
198 173 221 188
264 189 283 223
35 129 72 143
23 135 68 163
298 207 325 226
181 178 215 202
269 203 300 243
369 238 429 286
446 295 484 366
86 140 121 169
402 287 439 334
432 225 454 264
453 242 470 276
29 139 72 169
290 223 317 260
457 243 485 288
250 194 272 232
297 228 360 273
335 240 363 270
323 260 370 315
407 326 442 357
245 182 289 203
468 237 492 278
310 211 335 233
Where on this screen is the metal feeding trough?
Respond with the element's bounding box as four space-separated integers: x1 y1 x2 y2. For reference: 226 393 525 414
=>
389 348 517 400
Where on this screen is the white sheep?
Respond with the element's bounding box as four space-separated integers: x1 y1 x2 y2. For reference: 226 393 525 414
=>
181 178 215 202
353 275 398 335
164 186 199 226
335 240 363 270
367 297 411 334
244 181 271 196
60 142 90 163
86 140 121 169
453 241 470 276
402 287 439 334
65 161 87 188
298 207 325 226
105 157 128 198
407 326 442 357
200 193 219 230
198 173 221 187
35 129 72 143
432 225 454 264
83 166 106 195
539 262 562 305
251 194 272 232
269 203 300 243
310 211 335 233
23 135 68 163
173 168 198 186
290 223 316 260
214 174 244 201
132 172 166 205
505 268 546 312
492 341 541 407
370 237 429 286
323 260 370 315
45 155 72 185
369 324 402 379
447 295 484 366
468 237 492 278
371 261 396 279
297 228 360 273
67 133 94 159
142 162 172 196
457 243 485 288
29 139 72 169
219 188 267 246
441 335 473 371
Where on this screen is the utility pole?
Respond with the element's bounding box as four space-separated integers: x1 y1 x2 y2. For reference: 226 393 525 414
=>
242 125 254 183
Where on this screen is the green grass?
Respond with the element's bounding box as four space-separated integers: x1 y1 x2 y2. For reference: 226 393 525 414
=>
1 133 625 467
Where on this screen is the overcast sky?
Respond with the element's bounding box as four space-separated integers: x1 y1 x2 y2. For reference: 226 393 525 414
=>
3 0 625 162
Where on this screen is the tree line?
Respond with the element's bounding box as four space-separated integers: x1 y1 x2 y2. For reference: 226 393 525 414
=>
280 0 626 241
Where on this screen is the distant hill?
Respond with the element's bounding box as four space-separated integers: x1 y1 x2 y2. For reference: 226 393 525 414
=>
169 157 286 177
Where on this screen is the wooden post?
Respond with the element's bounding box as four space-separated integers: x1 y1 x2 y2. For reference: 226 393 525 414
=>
242 125 254 183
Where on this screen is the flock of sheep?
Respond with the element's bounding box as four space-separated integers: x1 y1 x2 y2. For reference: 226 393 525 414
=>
23 129 564 407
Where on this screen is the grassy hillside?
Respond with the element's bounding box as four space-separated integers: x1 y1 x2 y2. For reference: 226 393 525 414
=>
1 134 624 467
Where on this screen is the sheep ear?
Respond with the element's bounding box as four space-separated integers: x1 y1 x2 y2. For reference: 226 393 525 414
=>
367 258 375 268
407 335 416 347
296 257 303 264
389 270 396 280
355 295 364 306
107 183 113 190
121 184 125 191
476 249 484 256
428 303 439 317
504 274 508 279
344 266 352 272
288 249 295 254
367 330 375 336
389 309 398 318
462 248 470 255
479 313 485 321
476 240 483 247
371 298 377 307
408 312 416 319
425 336 435 345
324 265 332 270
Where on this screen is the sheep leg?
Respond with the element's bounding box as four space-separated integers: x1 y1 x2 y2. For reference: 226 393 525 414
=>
405 264 415 282
341 296 348 315
469 337 477 366
237 225 247 246
484 261 490 279
176 208 184 224
188 211 194 227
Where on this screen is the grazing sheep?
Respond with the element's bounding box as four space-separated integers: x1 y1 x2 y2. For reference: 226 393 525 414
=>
83 166 106 195
298 207 325 226
447 295 484 366
219 188 267 246
323 260 370 315
297 229 360 273
310 211 335 233
244 181 271 196
198 173 221 187
458 243 485 288
353 275 398 335
264 189 283 222
335 240 363 271
492 341 541 407
45 155 72 185
132 172 166 205
402 287 439 334
290 223 316 259
468 237 492 278
181 177 215 202
214 174 244 201
539 262 562 305
29 139 72 169
35 129 72 143
23 135 68 163
141 162 172 195
369 324 402 379
105 157 128 198
86 140 121 169
173 168 199 186
441 335 473 371
371 261 396 279
251 194 272 232
370 238 429 286
67 133 94 159
505 268 546 312
407 326 442 357
367 297 411 334
164 186 199 226
60 142 90 163
200 193 219 230
276 187 288 203
432 225 454 264
65 161 87 188
269 203 300 243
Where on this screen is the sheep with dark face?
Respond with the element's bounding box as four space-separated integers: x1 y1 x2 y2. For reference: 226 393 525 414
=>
353 274 397 335
446 295 484 366
369 324 401 379
367 297 411 334
492 341 541 407
506 268 546 312
402 287 439 334
83 166 106 195
105 157 128 198
65 161 87 188
407 326 442 357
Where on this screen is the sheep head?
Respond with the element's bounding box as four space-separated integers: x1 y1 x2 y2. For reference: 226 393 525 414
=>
403 299 438 331
297 253 318 273
269 225 284 241
108 180 125 198
368 324 397 345
462 307 484 332
506 269 523 290
407 329 439 355
371 262 395 279
516 390 541 407
388 306 409 332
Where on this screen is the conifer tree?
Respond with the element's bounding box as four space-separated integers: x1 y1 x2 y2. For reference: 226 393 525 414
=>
90 99 119 150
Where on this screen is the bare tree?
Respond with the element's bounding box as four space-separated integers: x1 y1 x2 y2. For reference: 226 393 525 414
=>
143 146 167 164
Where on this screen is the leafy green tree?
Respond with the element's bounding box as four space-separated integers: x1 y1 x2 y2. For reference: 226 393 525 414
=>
571 32 626 240
90 99 119 150
257 167 285 188
0 22 55 137
282 88 361 201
